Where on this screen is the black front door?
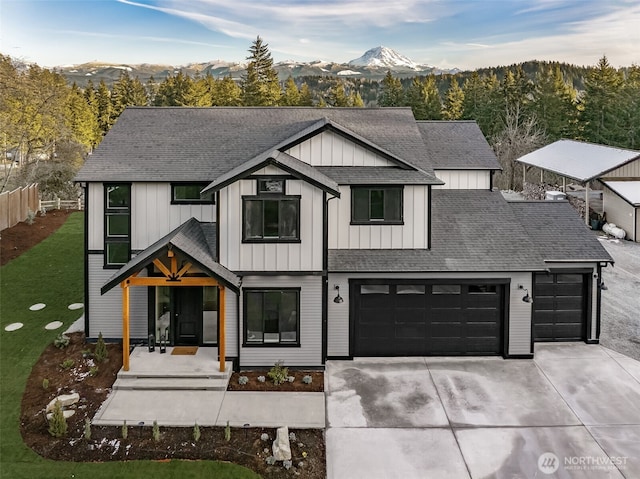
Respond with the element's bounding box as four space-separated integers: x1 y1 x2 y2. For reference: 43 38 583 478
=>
173 287 203 345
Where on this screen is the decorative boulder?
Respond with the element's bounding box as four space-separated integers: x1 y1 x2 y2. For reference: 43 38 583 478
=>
46 393 80 412
272 426 292 461
46 409 75 420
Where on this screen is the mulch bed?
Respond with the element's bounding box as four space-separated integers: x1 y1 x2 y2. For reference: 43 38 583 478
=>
228 370 324 392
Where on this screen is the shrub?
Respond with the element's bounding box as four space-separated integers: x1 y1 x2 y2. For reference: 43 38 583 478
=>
83 418 92 440
53 334 70 349
224 420 231 442
42 378 49 389
47 401 68 437
257 375 266 383
193 422 201 442
289 431 297 442
238 375 248 385
267 361 289 385
122 420 128 439
89 366 99 377
302 375 313 384
260 433 269 442
287 375 295 383
152 420 160 442
60 359 75 370
94 332 108 362
283 459 293 470
265 456 277 465
25 209 36 225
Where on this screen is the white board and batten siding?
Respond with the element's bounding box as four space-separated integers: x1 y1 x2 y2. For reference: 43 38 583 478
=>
87 182 216 251
239 276 323 367
327 272 533 357
218 179 324 272
604 157 640 178
433 170 491 190
329 185 429 249
285 130 396 167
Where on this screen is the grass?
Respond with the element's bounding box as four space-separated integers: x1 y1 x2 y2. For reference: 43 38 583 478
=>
0 212 259 479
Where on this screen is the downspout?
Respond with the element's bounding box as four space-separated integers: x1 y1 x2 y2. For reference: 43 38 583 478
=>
322 193 337 364
83 183 90 336
427 185 432 250
596 263 603 340
235 278 242 373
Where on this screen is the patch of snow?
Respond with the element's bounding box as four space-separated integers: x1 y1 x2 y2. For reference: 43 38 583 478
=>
349 46 419 70
337 70 362 76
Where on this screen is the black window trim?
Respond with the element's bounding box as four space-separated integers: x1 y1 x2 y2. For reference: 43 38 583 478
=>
242 195 302 243
243 287 301 347
170 182 215 205
350 185 404 225
104 183 131 269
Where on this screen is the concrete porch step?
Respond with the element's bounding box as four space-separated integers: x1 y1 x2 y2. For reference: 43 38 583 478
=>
117 369 232 380
114 376 229 391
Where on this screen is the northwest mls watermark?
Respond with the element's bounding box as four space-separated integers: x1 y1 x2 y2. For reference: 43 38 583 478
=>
538 452 628 474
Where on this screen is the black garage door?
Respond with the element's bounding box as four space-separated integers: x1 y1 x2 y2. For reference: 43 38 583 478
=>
352 281 505 356
533 272 588 341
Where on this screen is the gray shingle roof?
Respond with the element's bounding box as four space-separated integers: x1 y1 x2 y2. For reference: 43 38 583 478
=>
77 107 441 183
315 166 441 185
329 190 544 272
101 218 241 294
508 201 614 263
417 121 501 170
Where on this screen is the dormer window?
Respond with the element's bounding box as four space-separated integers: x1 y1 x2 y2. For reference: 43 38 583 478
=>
171 183 214 204
351 186 403 224
242 178 300 242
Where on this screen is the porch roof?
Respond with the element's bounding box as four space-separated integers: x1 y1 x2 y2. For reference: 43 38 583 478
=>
101 218 241 294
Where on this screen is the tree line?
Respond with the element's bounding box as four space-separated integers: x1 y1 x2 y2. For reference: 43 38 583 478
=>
2 36 638 195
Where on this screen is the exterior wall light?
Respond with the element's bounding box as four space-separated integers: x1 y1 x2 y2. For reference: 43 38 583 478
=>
522 288 533 303
333 285 344 304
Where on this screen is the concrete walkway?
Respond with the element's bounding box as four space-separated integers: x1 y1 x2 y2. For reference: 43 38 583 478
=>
326 344 640 479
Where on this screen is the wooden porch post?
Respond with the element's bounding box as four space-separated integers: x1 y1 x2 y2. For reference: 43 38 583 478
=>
121 281 130 371
219 285 226 372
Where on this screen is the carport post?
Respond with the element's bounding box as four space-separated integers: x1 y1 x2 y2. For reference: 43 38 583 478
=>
585 182 590 225
522 164 526 187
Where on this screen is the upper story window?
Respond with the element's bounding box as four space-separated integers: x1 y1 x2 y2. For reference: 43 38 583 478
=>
104 184 131 268
351 186 403 224
242 178 300 242
171 183 213 204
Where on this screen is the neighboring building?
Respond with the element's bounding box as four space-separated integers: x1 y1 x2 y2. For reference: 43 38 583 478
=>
516 139 640 242
76 108 613 370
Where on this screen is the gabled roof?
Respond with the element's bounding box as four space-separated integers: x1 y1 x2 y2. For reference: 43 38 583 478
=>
417 121 501 170
601 180 640 206
101 218 241 294
329 190 544 272
76 107 441 183
508 201 613 263
516 139 640 182
201 150 340 197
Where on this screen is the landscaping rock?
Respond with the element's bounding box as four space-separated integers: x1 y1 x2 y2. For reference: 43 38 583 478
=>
46 409 75 420
272 426 292 461
46 393 80 412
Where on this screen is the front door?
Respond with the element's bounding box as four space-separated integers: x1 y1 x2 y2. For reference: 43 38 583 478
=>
173 287 203 345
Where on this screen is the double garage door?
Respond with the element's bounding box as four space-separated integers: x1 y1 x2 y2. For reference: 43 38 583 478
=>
533 272 589 341
352 280 506 356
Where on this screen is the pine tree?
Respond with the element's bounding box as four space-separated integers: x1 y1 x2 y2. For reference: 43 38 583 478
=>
532 65 578 140
299 83 313 106
241 36 281 106
378 70 404 106
442 78 464 120
327 82 350 107
281 76 301 106
406 76 442 120
619 65 640 148
95 80 113 136
212 76 242 106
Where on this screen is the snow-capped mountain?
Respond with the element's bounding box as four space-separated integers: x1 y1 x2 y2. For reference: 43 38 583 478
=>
349 46 419 70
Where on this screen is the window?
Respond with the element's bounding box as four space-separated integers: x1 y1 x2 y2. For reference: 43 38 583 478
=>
104 184 130 267
360 284 390 294
243 197 300 241
258 179 284 194
171 183 213 204
432 285 461 294
244 289 299 345
351 186 403 224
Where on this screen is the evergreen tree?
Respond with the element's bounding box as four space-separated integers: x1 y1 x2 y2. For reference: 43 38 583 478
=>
65 83 100 149
406 76 442 120
581 56 624 146
184 73 212 106
95 80 113 135
111 71 147 118
241 36 281 106
442 78 464 120
154 72 193 106
281 76 301 106
378 70 404 106
327 82 350 107
532 65 578 140
299 83 314 106
617 64 640 148
212 76 243 106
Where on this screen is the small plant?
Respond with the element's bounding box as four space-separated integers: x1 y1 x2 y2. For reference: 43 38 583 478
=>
60 359 75 370
47 401 68 437
121 420 128 439
287 375 295 383
302 451 308 458
193 422 201 442
302 374 313 384
89 366 99 377
81 349 93 358
260 432 269 442
224 420 231 442
25 209 36 225
53 334 70 349
267 361 289 385
283 459 292 470
238 375 249 385
152 420 160 442
265 455 277 465
42 378 50 389
94 332 108 362
257 375 266 383
288 431 297 442
83 418 92 440
40 206 47 216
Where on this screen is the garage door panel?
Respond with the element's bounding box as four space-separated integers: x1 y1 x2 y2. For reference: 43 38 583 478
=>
465 294 499 308
556 273 583 283
554 297 583 310
357 323 393 339
395 323 427 339
466 338 501 353
535 284 558 296
554 284 583 297
359 308 395 324
534 297 556 310
467 322 500 337
553 311 583 324
466 309 499 322
552 324 582 338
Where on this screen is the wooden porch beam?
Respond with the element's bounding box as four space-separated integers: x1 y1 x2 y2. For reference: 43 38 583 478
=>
176 262 193 279
152 258 171 278
125 277 221 287
219 286 226 373
121 281 130 371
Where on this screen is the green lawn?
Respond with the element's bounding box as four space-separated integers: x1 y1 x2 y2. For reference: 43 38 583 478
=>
0 212 259 479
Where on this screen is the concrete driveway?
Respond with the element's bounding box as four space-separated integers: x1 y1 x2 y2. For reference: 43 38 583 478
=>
326 344 640 479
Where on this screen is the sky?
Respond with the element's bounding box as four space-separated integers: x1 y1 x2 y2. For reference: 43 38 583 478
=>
1 0 638 70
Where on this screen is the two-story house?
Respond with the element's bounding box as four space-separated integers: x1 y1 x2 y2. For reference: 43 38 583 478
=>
75 107 612 371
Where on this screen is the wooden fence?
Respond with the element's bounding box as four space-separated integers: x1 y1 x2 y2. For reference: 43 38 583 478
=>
0 184 39 231
0 184 84 232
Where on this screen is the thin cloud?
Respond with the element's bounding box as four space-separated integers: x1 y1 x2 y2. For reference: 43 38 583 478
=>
50 29 230 49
